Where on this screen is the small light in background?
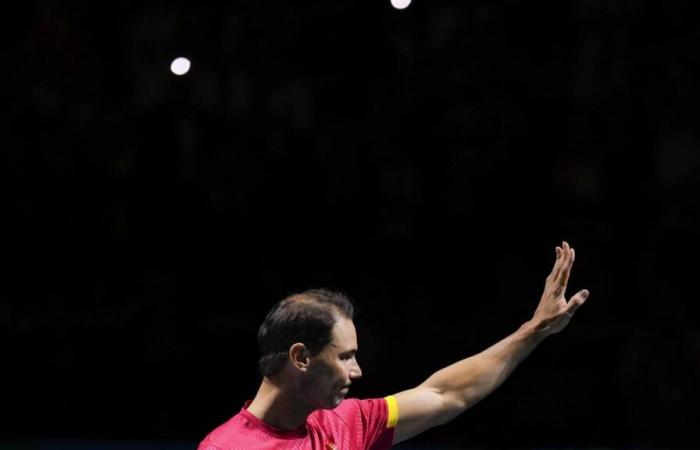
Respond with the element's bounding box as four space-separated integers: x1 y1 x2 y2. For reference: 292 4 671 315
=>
390 0 411 10
170 57 191 76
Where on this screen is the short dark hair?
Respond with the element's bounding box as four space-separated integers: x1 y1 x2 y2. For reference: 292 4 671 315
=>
257 289 355 377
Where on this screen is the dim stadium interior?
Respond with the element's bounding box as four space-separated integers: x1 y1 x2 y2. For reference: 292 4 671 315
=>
4 0 700 449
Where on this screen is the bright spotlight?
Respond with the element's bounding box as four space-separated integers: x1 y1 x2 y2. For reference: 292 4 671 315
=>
170 57 191 76
391 0 411 10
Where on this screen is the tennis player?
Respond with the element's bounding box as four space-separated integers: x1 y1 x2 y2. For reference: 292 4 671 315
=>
198 241 589 449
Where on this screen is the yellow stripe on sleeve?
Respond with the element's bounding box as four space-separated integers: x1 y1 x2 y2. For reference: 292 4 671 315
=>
384 395 399 429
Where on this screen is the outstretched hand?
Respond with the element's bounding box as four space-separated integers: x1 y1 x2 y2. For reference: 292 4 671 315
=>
531 241 589 335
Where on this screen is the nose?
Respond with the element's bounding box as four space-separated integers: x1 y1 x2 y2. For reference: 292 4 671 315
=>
349 357 362 379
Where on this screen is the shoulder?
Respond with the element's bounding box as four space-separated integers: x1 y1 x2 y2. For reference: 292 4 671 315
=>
198 411 257 449
310 398 396 450
337 397 389 417
310 397 389 428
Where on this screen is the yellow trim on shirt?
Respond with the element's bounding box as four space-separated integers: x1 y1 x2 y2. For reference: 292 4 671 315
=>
384 395 399 429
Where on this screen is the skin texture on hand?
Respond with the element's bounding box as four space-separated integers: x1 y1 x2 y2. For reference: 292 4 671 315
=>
531 241 589 335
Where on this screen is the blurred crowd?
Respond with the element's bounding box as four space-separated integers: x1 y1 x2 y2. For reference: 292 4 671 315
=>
3 0 700 446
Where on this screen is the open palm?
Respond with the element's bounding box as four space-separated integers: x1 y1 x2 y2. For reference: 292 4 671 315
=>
531 241 589 335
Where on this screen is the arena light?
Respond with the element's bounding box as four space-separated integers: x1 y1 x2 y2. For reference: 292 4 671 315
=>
390 0 411 10
170 57 191 76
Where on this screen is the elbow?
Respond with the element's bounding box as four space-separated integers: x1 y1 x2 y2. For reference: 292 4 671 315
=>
415 383 467 426
435 391 470 426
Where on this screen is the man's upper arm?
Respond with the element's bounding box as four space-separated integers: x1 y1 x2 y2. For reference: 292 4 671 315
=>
391 386 462 445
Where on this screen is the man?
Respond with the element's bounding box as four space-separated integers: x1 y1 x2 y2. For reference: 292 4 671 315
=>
198 241 589 449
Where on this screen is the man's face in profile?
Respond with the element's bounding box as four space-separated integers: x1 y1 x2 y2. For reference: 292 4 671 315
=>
300 317 363 409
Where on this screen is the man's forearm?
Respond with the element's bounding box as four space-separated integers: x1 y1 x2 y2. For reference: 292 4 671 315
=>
421 320 546 412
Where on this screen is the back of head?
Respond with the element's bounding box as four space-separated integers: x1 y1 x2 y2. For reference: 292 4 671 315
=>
257 289 355 377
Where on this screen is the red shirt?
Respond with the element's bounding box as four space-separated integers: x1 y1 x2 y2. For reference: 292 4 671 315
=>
198 397 396 450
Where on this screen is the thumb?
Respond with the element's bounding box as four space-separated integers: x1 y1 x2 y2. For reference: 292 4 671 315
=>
566 289 589 315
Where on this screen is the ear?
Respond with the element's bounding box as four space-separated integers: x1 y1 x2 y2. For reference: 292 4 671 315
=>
289 343 310 371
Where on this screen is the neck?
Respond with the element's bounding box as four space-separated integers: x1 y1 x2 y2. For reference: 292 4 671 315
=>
246 376 314 430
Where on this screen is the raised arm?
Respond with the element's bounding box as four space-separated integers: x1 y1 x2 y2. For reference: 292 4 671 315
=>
391 242 589 444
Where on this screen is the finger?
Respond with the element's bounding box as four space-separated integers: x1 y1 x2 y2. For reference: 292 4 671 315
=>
548 246 563 278
553 246 575 296
554 243 567 269
566 289 589 315
552 242 570 282
559 247 574 289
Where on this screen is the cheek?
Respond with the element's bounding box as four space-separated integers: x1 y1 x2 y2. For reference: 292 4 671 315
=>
329 362 346 382
319 361 346 387
310 359 342 385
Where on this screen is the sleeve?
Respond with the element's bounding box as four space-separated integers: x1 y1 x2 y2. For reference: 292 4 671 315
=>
334 397 397 450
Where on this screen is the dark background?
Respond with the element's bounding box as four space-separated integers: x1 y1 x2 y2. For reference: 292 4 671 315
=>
4 0 700 448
